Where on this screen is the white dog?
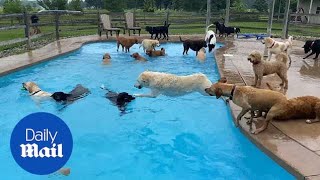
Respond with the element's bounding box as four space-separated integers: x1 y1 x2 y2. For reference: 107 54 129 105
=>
22 81 52 97
134 71 212 97
205 24 216 53
140 39 160 53
264 36 293 61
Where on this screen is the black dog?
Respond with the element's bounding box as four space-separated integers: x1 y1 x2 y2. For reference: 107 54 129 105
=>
179 36 207 55
51 84 90 102
214 21 225 37
303 40 320 59
214 21 240 37
101 85 135 113
145 21 171 40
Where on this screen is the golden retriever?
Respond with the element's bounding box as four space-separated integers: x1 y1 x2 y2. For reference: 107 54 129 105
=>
116 36 138 53
146 48 165 57
205 78 287 129
134 71 212 97
130 52 146 61
140 39 160 53
248 51 288 89
102 53 111 64
196 47 206 61
22 82 52 97
264 36 293 61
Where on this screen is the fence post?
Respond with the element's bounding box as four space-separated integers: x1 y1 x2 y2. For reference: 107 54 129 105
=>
55 12 60 40
97 10 101 36
206 0 211 31
225 0 230 26
282 0 291 39
23 11 31 50
166 9 170 24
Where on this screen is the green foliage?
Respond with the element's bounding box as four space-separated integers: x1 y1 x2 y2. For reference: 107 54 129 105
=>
85 0 103 9
253 0 268 12
104 0 125 12
172 0 183 10
144 0 155 12
3 0 23 13
37 0 68 10
69 0 82 11
231 0 246 12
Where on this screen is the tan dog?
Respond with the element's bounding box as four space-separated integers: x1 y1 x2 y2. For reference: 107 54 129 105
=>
204 79 287 129
264 36 293 61
102 53 111 64
116 36 138 53
140 39 160 53
22 82 52 97
254 96 320 134
131 52 146 61
196 47 206 61
248 51 288 89
146 48 165 57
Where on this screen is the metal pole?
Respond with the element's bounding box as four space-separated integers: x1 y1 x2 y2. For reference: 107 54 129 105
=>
267 0 276 36
206 0 211 30
225 0 230 26
282 0 291 39
308 0 313 23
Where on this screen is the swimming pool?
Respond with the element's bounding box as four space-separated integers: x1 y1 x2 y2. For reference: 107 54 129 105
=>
0 42 293 179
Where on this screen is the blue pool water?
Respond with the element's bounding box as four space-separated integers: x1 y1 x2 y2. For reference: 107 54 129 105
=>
0 42 293 179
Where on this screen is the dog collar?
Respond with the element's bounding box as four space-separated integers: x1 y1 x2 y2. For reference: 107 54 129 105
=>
268 41 275 48
31 90 42 96
230 85 236 100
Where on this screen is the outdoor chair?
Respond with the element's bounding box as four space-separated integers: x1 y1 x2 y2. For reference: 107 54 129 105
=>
124 12 141 36
99 14 121 38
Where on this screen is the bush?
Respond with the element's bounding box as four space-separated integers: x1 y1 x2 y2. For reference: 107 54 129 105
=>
3 0 23 13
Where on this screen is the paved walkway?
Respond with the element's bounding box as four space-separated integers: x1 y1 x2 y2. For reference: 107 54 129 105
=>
215 37 320 179
1 34 320 179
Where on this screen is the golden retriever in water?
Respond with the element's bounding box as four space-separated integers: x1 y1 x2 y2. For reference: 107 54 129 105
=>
264 36 293 61
116 36 138 53
196 47 206 61
134 71 212 97
22 82 52 97
146 48 165 57
140 39 160 53
102 53 111 64
248 51 289 89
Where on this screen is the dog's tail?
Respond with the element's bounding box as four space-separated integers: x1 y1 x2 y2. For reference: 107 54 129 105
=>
179 36 184 42
206 24 214 32
277 53 289 64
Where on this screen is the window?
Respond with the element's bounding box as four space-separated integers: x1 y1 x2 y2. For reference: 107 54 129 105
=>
316 7 320 14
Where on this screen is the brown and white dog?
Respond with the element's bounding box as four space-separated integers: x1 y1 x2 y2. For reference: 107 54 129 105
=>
131 52 146 61
248 51 289 89
264 36 293 61
146 48 165 57
22 81 52 97
116 36 139 53
102 53 111 64
205 79 287 130
140 39 160 53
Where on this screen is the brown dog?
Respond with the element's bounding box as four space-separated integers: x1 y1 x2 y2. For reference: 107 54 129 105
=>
248 51 288 89
116 36 138 53
253 96 320 134
131 52 146 61
205 79 287 129
102 53 111 64
146 48 165 57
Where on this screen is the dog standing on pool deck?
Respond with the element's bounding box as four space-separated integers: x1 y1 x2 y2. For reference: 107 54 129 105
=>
134 71 212 98
303 39 320 60
22 81 52 97
264 36 293 61
205 24 216 53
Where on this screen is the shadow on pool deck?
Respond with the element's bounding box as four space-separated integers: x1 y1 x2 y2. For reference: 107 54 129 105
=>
0 34 320 179
215 37 320 179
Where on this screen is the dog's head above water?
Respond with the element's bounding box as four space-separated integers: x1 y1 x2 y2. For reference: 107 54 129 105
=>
116 92 135 106
205 77 228 98
247 51 262 64
134 71 152 89
22 81 40 93
51 92 70 102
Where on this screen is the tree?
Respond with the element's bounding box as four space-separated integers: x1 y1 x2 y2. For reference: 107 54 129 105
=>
253 0 268 12
172 0 183 10
3 0 23 13
85 0 103 9
37 0 68 10
104 0 125 12
231 0 246 12
144 0 155 12
69 0 82 11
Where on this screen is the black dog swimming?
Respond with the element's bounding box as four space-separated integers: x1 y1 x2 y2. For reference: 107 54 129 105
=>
303 39 320 60
179 36 207 55
214 21 240 37
145 21 171 40
101 85 135 113
51 84 90 103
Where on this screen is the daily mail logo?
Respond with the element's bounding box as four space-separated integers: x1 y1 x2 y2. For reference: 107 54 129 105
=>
10 112 72 175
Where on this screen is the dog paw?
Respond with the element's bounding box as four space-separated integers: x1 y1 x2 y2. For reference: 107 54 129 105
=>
303 57 306 59
306 119 312 124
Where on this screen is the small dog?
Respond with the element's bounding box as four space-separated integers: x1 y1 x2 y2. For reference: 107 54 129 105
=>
253 96 320 134
197 47 206 61
140 39 160 52
248 51 289 89
264 36 293 61
134 71 212 98
22 82 52 97
102 53 111 64
146 48 165 57
205 24 216 52
51 84 90 102
179 36 207 55
303 39 320 59
131 52 146 61
101 85 135 112
145 21 171 40
116 36 138 53
204 78 287 129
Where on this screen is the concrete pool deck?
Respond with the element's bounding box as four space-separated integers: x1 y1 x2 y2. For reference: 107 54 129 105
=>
1 34 320 179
